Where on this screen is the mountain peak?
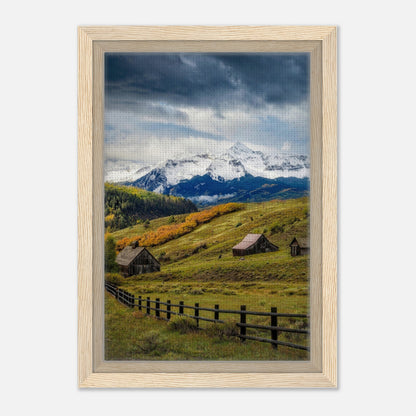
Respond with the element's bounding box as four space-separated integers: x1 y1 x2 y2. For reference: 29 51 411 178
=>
228 141 255 154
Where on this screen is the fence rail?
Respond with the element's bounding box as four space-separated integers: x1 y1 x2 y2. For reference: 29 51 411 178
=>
105 281 309 352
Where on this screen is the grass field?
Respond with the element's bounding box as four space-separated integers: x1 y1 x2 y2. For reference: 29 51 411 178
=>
106 197 310 360
105 294 309 361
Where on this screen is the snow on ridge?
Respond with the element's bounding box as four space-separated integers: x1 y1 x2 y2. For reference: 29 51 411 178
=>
104 160 152 183
163 154 213 186
105 142 310 186
206 157 247 181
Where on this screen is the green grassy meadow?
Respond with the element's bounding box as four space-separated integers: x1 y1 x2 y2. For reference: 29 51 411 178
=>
105 197 310 361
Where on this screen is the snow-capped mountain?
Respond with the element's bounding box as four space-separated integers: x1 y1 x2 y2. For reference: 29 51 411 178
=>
208 142 310 181
105 143 310 205
104 159 152 183
106 142 309 186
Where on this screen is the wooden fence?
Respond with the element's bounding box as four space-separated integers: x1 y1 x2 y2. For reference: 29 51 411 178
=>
105 281 309 351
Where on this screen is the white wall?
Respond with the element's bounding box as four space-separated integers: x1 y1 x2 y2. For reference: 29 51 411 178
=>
1 1 415 415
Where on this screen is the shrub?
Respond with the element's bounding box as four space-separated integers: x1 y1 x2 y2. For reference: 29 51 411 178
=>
240 282 256 288
168 317 198 334
136 331 168 355
105 273 123 286
205 322 239 339
158 251 171 262
189 288 204 295
283 329 306 345
191 242 207 254
157 251 166 261
270 222 284 234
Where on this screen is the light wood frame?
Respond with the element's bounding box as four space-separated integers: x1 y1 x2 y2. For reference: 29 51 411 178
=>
78 26 337 388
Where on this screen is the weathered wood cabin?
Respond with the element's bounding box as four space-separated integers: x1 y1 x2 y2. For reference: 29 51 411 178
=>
289 237 310 256
232 234 279 257
116 242 160 277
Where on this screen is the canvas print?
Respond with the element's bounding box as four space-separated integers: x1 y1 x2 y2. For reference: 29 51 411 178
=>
104 53 310 360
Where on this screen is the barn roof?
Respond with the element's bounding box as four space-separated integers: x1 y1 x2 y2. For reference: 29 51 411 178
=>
290 237 309 248
116 246 146 267
232 233 274 251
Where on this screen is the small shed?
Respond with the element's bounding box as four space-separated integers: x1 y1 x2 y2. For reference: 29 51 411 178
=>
232 234 279 257
116 242 160 276
289 237 310 256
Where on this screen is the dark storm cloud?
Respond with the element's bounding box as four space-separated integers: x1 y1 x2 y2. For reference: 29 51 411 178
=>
105 53 309 111
217 55 309 105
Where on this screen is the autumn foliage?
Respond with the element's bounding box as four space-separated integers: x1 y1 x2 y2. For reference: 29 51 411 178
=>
116 202 243 252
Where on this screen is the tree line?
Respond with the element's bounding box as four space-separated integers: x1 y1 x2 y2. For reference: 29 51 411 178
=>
105 183 197 231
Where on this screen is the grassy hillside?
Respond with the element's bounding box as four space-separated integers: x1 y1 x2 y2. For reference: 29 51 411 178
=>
105 183 197 231
106 197 310 360
111 197 309 282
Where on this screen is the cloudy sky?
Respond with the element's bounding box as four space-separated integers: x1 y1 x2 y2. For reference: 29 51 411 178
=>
104 53 310 165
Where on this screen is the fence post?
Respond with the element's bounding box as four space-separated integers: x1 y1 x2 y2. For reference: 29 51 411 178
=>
146 297 150 315
240 305 246 342
138 296 142 311
195 303 199 328
214 304 219 321
155 298 160 318
167 300 171 320
179 301 184 315
130 294 135 308
116 287 119 301
271 307 278 350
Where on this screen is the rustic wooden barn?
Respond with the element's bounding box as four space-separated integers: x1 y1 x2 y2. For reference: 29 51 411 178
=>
116 242 160 276
289 237 310 256
232 233 279 257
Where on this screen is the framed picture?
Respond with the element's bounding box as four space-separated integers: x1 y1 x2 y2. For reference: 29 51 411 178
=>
78 26 337 388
